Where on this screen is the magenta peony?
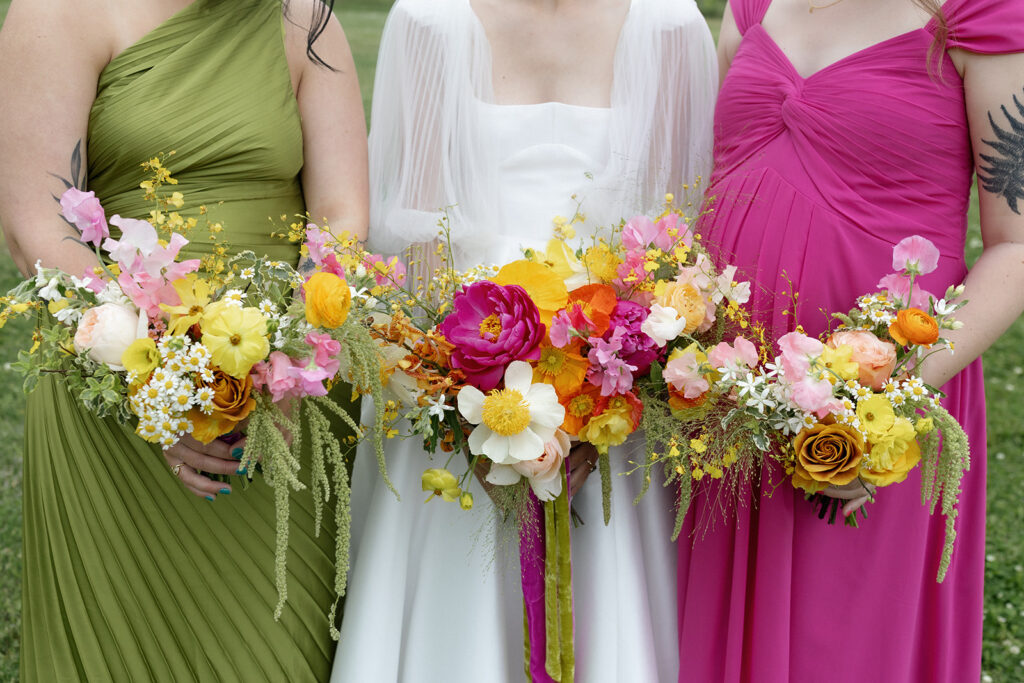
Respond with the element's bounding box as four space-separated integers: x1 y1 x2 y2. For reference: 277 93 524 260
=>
603 300 661 376
439 281 544 391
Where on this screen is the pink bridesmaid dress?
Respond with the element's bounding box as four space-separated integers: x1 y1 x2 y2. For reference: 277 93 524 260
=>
676 0 1024 680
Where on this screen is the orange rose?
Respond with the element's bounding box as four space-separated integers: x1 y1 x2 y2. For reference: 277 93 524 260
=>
792 421 865 489
189 370 257 444
888 308 939 347
827 330 897 391
658 282 706 334
305 272 351 329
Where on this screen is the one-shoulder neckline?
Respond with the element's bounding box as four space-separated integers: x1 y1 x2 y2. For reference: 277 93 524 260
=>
104 0 206 71
750 0 953 81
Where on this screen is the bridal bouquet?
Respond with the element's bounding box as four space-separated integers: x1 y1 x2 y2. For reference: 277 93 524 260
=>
656 235 970 580
0 159 388 627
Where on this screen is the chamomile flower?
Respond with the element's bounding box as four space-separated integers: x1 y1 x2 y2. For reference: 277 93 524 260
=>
258 300 276 317
239 267 256 280
194 386 216 414
222 289 246 307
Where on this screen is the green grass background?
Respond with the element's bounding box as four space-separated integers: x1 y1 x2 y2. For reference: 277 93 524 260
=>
0 0 1020 680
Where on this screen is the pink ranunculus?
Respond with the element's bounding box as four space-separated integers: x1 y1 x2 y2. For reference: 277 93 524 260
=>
587 329 638 396
265 351 302 402
305 332 342 378
60 188 108 246
892 235 940 275
827 330 897 391
790 376 843 418
708 336 759 373
877 272 934 310
663 351 710 399
438 281 544 391
778 331 824 380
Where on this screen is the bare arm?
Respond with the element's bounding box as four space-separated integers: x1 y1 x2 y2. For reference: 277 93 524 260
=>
923 50 1024 388
0 0 111 277
717 3 741 89
285 1 369 241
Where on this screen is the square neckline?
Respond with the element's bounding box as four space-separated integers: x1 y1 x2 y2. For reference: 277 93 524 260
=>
750 0 952 81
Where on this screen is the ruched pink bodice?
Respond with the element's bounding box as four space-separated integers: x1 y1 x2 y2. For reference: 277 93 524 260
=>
676 1 1024 680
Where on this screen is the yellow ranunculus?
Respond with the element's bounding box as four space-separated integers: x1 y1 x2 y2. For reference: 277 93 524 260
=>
861 437 921 487
866 417 916 471
422 468 461 502
200 301 269 379
579 394 641 455
304 272 351 329
121 338 160 380
855 394 896 443
817 344 860 382
492 260 568 327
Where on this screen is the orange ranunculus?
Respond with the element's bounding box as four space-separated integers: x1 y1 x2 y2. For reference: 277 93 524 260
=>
189 370 257 444
792 421 865 490
667 386 709 414
658 282 706 335
564 283 618 337
305 272 351 329
533 342 588 398
559 384 607 436
888 308 939 347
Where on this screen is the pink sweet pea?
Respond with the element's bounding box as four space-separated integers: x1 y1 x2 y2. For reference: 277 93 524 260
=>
708 336 759 373
60 188 108 246
892 235 939 275
117 270 181 320
877 273 934 310
288 362 331 398
778 331 824 380
79 269 106 294
103 216 159 267
304 224 331 266
305 332 342 378
587 330 637 396
364 254 408 287
263 352 302 402
663 350 710 399
791 376 843 418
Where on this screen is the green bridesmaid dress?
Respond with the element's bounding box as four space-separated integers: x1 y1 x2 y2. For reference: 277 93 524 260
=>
20 1 356 680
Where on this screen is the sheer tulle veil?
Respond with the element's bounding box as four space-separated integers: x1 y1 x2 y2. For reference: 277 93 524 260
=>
365 0 719 269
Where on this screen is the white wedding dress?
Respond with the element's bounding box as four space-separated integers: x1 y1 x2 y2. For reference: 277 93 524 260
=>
333 1 717 681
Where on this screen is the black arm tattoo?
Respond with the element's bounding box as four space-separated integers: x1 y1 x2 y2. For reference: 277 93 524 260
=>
978 90 1024 215
48 139 90 246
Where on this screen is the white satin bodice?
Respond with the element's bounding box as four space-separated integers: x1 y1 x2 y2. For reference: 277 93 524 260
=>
475 100 612 264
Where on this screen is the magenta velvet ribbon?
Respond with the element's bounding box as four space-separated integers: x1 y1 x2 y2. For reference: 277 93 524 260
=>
520 490 553 682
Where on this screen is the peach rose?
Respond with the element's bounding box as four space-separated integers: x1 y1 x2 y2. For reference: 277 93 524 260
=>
888 308 939 347
188 370 257 444
73 303 148 370
658 282 706 334
827 330 897 391
793 421 865 489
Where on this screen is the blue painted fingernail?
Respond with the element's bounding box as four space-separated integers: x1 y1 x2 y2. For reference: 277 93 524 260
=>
231 448 244 460
205 495 215 502
219 488 231 495
236 465 247 475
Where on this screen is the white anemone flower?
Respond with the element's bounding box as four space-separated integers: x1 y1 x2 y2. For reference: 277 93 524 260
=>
457 361 565 465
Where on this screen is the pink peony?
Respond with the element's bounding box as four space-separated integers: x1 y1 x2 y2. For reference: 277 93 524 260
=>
827 330 897 391
603 300 661 376
60 188 108 246
708 336 759 373
892 235 940 275
439 281 544 391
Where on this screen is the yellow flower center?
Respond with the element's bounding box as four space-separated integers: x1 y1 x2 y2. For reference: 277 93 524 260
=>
189 305 203 316
229 334 242 346
481 388 531 436
568 395 595 418
538 347 566 375
478 314 502 340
